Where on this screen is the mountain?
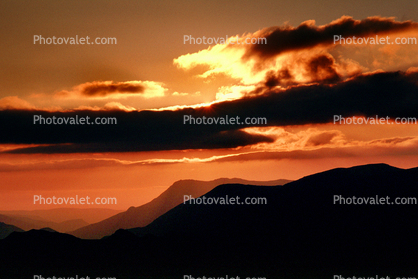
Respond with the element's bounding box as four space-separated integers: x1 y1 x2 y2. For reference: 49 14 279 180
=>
0 222 24 239
126 163 418 276
0 208 122 224
69 178 290 239
0 214 89 232
1 164 418 278
39 227 58 233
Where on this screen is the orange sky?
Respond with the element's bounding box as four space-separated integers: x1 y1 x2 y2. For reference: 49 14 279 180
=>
1 0 418 211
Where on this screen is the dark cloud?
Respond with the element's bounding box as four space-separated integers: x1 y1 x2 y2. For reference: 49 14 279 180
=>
264 68 295 88
80 81 145 97
307 55 341 83
0 109 274 153
240 69 418 126
244 16 418 60
1 70 417 153
305 131 341 147
263 54 343 88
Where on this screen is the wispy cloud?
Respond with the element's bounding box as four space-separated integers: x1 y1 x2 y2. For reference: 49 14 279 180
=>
56 80 167 99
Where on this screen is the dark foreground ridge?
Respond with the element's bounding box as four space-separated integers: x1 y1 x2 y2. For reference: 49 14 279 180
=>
1 163 417 278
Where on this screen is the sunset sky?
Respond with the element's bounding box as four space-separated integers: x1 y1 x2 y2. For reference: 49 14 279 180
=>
1 0 418 211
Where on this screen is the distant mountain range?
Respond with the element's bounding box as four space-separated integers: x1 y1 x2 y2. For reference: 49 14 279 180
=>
0 222 24 239
1 164 417 278
0 208 122 234
0 214 88 233
0 208 122 224
69 178 291 239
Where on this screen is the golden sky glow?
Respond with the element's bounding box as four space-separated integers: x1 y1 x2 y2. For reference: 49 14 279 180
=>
1 0 418 211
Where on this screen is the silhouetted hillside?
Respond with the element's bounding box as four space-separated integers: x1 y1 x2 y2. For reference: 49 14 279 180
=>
39 227 58 233
0 214 89 232
0 208 122 224
70 178 290 239
1 164 417 278
0 222 24 239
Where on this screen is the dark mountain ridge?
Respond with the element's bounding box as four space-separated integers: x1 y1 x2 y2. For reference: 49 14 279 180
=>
0 214 89 232
70 178 290 239
0 222 24 239
1 164 417 278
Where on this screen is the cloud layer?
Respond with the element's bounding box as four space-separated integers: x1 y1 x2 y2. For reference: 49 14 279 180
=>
1 69 417 153
175 16 418 102
245 16 418 59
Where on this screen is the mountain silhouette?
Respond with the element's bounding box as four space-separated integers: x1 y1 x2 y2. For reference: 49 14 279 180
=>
0 222 24 239
0 208 122 224
39 227 58 233
69 178 290 239
1 164 417 278
0 214 89 232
